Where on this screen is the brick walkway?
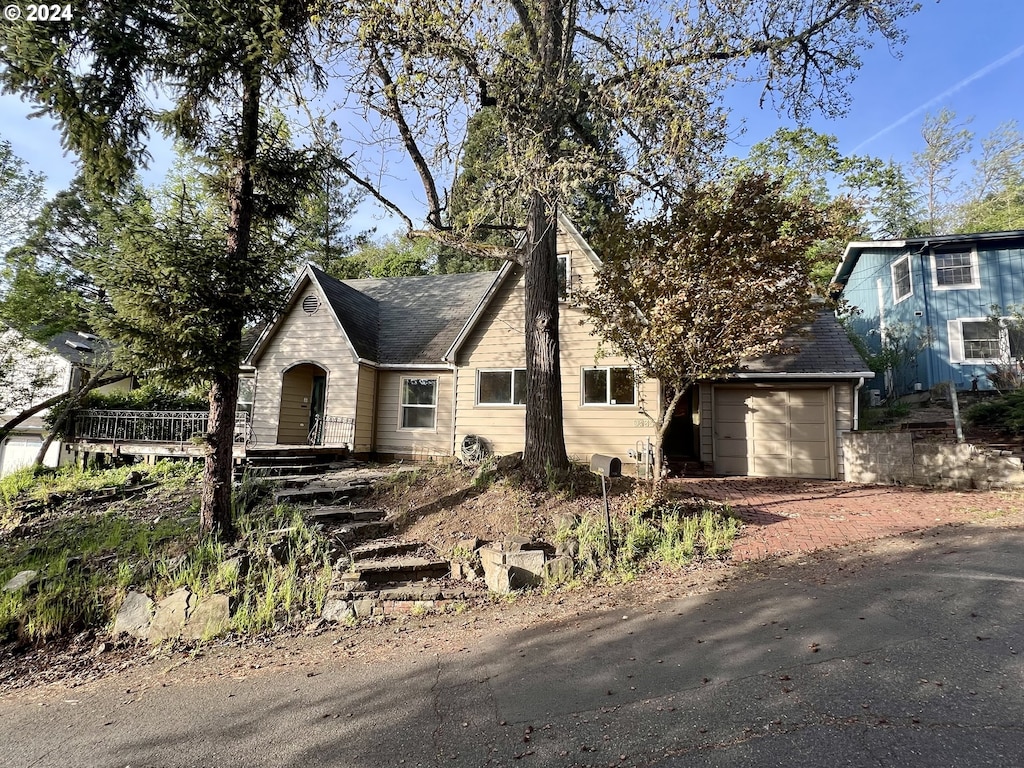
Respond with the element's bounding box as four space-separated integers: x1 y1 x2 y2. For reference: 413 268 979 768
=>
668 476 1024 561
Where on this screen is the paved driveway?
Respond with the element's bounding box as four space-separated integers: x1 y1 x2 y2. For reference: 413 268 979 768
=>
669 477 1024 561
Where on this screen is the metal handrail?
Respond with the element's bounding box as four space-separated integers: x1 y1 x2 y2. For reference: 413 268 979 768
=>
308 414 355 448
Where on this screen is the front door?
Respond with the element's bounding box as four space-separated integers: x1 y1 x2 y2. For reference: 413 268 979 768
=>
308 375 327 444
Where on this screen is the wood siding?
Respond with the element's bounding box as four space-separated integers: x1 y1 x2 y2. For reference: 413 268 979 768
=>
374 370 454 458
354 365 377 452
454 232 660 466
251 277 359 446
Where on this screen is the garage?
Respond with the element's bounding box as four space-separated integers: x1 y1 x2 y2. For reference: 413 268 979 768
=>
713 386 834 479
0 434 43 477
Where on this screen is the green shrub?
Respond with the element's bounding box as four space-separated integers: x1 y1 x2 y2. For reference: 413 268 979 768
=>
967 390 1024 435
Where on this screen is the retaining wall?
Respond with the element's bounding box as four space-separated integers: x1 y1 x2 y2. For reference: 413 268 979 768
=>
842 431 1024 490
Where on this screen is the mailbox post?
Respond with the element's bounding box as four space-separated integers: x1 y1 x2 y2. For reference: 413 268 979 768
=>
590 454 622 555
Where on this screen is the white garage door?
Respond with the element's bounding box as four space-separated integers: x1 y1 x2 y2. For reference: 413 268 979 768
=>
713 387 833 479
0 435 42 477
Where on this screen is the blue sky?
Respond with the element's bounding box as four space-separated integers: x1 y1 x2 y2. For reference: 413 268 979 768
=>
1 0 1022 235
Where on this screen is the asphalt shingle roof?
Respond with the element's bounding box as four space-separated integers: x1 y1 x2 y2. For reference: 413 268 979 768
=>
43 330 113 366
738 310 871 377
311 268 499 366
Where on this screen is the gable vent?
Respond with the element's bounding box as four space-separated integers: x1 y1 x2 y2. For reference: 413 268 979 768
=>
302 294 321 315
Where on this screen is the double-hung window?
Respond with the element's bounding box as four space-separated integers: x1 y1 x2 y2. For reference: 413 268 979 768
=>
477 369 527 405
400 377 437 429
949 318 1022 363
932 249 980 290
891 255 912 303
582 366 636 406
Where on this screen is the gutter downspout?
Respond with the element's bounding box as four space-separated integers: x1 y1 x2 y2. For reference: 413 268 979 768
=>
450 364 459 459
853 376 865 430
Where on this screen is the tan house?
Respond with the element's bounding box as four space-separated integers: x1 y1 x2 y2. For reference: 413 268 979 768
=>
244 216 872 479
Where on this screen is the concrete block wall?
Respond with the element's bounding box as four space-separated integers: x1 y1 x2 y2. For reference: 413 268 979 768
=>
842 431 1024 490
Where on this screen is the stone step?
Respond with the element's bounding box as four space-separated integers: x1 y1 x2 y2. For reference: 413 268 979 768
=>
304 507 386 525
349 540 423 562
329 584 489 601
329 520 395 544
336 557 451 586
273 483 370 505
246 463 341 478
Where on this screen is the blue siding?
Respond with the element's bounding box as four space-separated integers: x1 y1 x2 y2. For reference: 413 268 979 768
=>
840 239 1024 395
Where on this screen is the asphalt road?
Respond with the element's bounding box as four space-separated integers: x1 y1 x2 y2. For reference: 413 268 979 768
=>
2 524 1022 768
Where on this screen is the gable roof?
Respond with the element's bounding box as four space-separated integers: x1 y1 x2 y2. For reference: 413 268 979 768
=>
338 271 498 365
310 265 380 361
248 264 500 368
733 310 872 379
834 229 1024 288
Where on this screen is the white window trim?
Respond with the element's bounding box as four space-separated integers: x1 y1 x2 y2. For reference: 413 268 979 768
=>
476 368 527 407
948 317 1006 365
581 366 637 407
891 254 913 304
398 376 438 431
557 252 570 302
931 247 981 291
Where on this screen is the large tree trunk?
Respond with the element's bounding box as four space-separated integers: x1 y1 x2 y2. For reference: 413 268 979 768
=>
201 367 239 536
198 60 261 539
522 192 569 480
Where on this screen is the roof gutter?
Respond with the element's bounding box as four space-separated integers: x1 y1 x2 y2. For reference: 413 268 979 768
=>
727 371 875 380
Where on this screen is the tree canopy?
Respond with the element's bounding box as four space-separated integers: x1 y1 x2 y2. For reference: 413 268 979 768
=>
582 173 832 487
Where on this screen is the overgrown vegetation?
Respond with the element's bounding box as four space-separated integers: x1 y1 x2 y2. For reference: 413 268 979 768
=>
967 389 1024 435
556 494 741 582
0 462 335 643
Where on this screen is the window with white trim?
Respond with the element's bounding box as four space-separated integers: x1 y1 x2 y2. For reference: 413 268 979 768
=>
582 367 636 405
400 377 437 429
932 249 980 290
948 318 1022 363
891 255 912 303
557 253 569 300
477 369 527 405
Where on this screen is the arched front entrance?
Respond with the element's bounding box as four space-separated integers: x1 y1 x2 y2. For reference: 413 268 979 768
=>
277 363 328 445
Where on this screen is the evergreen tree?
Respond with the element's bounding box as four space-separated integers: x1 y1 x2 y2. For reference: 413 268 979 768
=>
1 0 327 537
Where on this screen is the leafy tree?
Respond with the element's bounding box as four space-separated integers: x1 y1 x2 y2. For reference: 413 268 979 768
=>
0 174 106 340
1 0 328 537
341 0 918 481
581 174 835 491
958 120 1024 233
912 108 974 235
324 235 437 279
0 138 45 255
867 160 925 239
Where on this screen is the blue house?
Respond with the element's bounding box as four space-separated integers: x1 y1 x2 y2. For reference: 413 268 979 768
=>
833 230 1024 397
